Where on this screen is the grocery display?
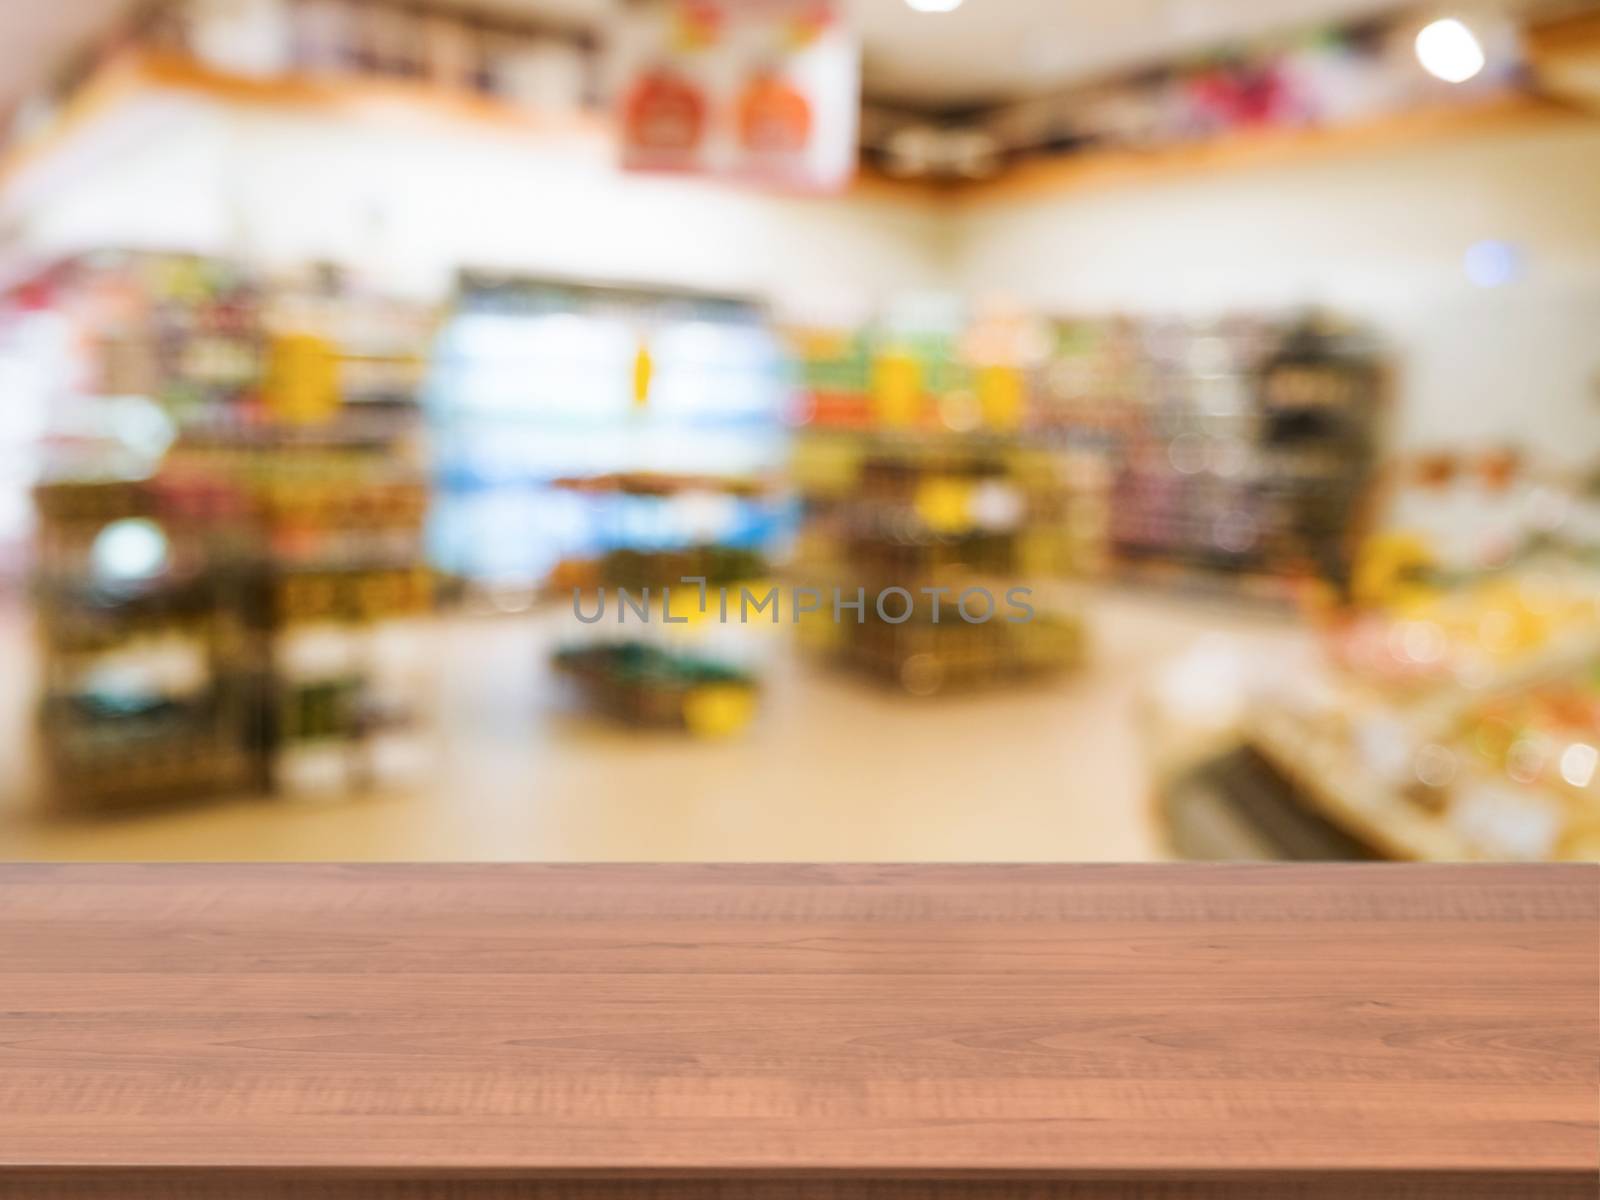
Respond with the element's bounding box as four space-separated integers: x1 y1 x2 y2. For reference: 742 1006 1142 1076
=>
1154 452 1600 863
21 251 438 809
0 0 1597 867
425 275 788 733
1241 552 1600 861
787 307 1385 698
549 472 778 737
787 318 1090 693
1041 313 1385 601
428 275 789 592
32 478 258 809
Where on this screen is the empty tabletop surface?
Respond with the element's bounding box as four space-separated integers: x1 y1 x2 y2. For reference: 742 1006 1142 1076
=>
0 862 1595 1187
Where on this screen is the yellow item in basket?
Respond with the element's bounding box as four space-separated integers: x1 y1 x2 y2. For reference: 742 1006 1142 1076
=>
684 684 756 738
915 476 975 535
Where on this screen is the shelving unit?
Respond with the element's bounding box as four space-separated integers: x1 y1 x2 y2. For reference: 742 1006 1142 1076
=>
790 309 1385 631
962 91 1591 204
31 478 259 810
21 250 439 810
4 26 1595 225
1214 555 1600 862
788 321 1091 694
426 273 788 735
428 274 789 592
0 46 917 220
1040 314 1386 602
549 472 776 737
1528 9 1600 113
1242 639 1600 863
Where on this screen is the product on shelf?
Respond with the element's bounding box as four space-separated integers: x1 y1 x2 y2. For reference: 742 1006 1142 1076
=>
786 313 1097 692
1042 312 1385 600
427 274 788 732
32 478 258 809
866 12 1522 180
429 274 788 589
0 0 603 168
789 308 1385 606
150 0 596 110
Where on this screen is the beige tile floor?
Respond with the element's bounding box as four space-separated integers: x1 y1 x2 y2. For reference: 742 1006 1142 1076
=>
0 588 1308 862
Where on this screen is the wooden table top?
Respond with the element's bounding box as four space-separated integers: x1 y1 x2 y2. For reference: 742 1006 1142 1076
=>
0 863 1595 1199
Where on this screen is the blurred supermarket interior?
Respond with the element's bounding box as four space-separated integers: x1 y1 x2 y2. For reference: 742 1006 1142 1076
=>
0 0 1598 862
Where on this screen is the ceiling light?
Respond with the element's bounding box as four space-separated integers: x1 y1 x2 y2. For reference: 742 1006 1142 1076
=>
1560 743 1598 790
1415 18 1486 83
906 0 964 12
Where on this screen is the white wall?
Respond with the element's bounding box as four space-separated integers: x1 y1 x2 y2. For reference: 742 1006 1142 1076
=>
14 97 951 315
951 125 1600 467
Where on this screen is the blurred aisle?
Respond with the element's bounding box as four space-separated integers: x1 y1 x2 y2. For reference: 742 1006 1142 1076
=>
0 588 1307 862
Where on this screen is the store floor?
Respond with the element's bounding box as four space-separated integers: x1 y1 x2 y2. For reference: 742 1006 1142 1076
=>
0 588 1308 862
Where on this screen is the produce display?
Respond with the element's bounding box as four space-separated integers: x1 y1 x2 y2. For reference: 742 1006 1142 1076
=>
1242 545 1600 862
1151 448 1600 863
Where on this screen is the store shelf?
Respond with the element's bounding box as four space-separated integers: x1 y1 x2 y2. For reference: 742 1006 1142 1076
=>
12 50 1584 218
548 471 776 499
125 51 605 136
1529 10 1600 113
0 48 596 205
1243 619 1600 864
0 49 924 214
961 90 1598 205
1247 705 1478 862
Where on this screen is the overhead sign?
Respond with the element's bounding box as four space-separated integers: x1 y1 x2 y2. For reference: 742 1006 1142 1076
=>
615 0 859 192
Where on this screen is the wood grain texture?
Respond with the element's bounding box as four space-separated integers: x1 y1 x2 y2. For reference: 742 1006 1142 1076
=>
0 1178 1592 1200
0 864 1594 1200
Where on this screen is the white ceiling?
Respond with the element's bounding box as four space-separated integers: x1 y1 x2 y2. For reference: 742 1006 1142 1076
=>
0 0 1545 112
